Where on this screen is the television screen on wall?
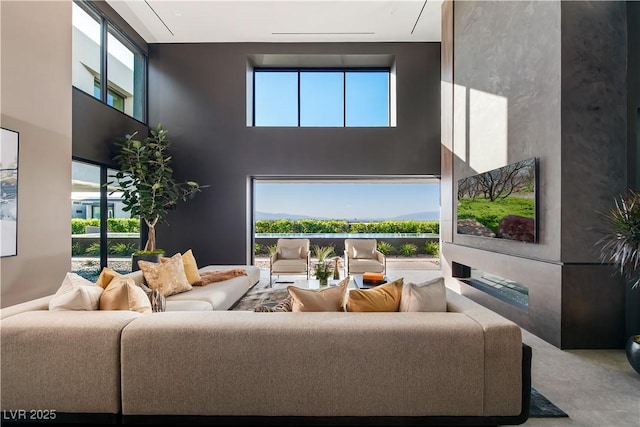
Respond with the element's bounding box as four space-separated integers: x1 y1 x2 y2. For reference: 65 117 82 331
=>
456 157 538 243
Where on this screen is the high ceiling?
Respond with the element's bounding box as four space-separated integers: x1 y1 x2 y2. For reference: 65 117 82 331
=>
106 0 443 43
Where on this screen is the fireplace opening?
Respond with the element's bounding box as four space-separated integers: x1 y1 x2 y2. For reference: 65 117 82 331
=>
452 262 529 311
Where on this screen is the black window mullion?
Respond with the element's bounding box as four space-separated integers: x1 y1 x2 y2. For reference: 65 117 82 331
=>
297 71 301 127
100 16 108 104
343 71 346 127
99 166 108 270
388 72 391 127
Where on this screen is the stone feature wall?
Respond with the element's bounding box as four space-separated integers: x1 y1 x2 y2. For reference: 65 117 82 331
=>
441 0 627 349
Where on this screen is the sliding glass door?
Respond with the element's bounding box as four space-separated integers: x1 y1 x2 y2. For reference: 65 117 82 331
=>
71 160 140 280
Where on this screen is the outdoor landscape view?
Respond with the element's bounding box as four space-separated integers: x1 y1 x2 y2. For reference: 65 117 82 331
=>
253 180 441 260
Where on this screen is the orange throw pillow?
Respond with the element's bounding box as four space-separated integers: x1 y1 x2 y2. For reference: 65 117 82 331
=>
347 278 404 312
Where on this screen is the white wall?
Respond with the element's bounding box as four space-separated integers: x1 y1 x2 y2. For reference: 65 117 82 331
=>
1 0 72 307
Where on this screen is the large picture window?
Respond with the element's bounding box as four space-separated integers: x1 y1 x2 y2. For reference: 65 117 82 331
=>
253 69 390 127
72 1 146 122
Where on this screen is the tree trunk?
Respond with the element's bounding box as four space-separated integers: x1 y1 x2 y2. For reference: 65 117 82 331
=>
144 217 159 252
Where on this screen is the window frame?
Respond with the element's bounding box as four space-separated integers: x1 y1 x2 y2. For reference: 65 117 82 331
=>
252 67 391 128
73 0 148 123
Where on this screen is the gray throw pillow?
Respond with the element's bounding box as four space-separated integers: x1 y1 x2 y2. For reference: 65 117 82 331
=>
279 247 301 259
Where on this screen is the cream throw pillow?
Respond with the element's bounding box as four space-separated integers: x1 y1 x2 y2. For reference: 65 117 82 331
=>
287 277 349 312
400 276 447 312
353 246 375 259
347 278 404 312
160 249 202 285
49 272 104 311
279 246 301 259
99 276 152 314
139 253 192 297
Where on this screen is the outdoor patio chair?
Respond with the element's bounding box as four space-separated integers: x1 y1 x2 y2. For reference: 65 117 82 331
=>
270 238 310 286
344 238 386 277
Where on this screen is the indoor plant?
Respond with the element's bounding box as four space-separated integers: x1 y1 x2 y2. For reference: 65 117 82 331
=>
595 189 640 374
312 245 335 286
109 123 205 267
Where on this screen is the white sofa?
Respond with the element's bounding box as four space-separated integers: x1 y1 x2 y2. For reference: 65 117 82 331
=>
1 277 531 426
127 264 260 311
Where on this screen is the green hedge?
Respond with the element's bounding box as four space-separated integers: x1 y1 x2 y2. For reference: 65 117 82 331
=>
255 219 439 234
72 218 140 234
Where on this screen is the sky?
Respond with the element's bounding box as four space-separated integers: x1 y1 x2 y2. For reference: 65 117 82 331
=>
254 70 389 127
255 182 440 220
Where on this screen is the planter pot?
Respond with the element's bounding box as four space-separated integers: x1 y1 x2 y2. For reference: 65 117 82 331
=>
131 253 163 272
626 335 640 375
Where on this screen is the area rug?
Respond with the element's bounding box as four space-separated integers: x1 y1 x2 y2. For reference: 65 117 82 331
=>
530 387 568 418
233 285 568 419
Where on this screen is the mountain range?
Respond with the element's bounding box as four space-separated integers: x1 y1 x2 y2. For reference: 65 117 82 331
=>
255 211 439 221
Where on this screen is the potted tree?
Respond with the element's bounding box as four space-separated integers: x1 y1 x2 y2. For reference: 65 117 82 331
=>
595 190 640 374
109 123 205 270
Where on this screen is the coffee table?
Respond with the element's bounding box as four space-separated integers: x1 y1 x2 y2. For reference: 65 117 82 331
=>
274 277 358 290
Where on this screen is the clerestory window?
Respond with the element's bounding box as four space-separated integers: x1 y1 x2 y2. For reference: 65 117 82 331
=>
253 68 390 127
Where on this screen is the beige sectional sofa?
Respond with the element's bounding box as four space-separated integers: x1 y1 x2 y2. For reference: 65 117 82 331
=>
1 269 531 426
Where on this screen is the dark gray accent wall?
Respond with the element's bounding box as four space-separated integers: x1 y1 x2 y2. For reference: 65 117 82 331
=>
72 88 148 166
629 1 640 190
627 1 640 339
147 42 441 266
560 0 627 263
442 1 627 349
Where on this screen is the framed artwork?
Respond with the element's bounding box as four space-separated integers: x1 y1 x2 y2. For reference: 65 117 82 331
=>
1 127 19 257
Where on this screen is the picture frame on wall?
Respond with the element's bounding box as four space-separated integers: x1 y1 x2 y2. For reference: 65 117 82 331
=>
1 127 19 257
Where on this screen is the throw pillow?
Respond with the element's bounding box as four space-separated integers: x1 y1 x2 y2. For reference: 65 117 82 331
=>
161 249 202 285
95 267 121 289
279 246 301 259
400 276 447 312
99 276 152 314
353 246 375 259
49 272 104 311
254 296 293 312
346 278 404 312
287 277 349 312
138 252 192 297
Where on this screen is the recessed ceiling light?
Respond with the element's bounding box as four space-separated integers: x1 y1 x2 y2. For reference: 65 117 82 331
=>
174 11 182 16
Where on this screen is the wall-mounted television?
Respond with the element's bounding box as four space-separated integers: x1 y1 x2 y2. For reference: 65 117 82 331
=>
456 157 538 243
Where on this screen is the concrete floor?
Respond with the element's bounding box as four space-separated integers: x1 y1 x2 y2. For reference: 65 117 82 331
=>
258 265 640 426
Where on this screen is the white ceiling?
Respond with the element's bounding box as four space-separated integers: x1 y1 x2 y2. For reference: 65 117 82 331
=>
106 0 443 43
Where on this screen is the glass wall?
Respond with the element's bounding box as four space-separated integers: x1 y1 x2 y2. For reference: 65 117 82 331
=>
71 160 140 280
71 161 102 281
72 2 101 101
